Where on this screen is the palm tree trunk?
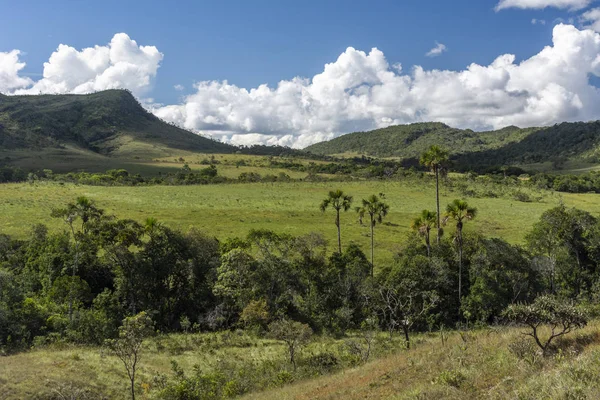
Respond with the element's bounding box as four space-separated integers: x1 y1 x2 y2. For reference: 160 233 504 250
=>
425 230 431 258
336 209 342 254
435 167 441 245
458 226 463 312
370 220 375 277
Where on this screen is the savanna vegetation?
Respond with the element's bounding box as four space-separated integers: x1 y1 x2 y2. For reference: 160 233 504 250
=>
3 115 600 400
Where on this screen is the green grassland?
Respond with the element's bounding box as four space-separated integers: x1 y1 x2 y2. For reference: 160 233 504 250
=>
2 321 599 399
2 177 599 265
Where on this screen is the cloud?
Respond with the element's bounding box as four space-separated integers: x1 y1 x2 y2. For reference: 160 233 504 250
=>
581 7 600 31
174 84 184 91
495 0 592 10
531 18 547 24
12 33 162 96
5 26 600 148
0 50 33 93
151 24 600 147
426 42 447 57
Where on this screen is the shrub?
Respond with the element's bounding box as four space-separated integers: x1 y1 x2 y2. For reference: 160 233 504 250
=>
502 295 588 356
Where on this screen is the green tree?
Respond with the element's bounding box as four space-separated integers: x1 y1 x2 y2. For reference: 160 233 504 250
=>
356 194 389 275
268 319 313 370
443 199 477 308
420 146 449 244
410 210 437 257
320 190 353 254
106 312 154 400
51 196 103 323
502 295 587 356
526 205 597 296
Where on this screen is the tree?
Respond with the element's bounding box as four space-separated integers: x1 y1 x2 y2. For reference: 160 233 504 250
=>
106 312 154 400
51 196 103 323
420 146 449 244
268 319 313 370
443 199 477 309
502 295 587 356
356 194 389 275
411 210 437 257
526 205 597 296
320 190 353 253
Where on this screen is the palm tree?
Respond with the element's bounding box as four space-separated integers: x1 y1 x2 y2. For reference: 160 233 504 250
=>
443 199 477 308
356 194 389 276
410 210 437 258
320 190 353 254
420 145 449 245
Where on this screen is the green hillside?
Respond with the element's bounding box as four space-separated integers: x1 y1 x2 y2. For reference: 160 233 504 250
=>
305 121 600 168
0 90 235 159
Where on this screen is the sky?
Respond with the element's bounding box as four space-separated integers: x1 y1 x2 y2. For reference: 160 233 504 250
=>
2 0 600 147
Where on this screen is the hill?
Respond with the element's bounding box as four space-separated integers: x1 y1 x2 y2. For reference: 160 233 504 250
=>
305 121 600 169
0 90 235 160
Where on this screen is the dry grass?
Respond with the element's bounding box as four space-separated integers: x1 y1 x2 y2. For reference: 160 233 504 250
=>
244 321 600 400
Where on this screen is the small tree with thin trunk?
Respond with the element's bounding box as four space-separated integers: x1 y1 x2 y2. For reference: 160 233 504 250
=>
411 210 437 257
106 312 154 400
502 295 587 356
443 199 477 310
320 190 353 254
268 319 313 370
356 194 389 276
420 146 449 245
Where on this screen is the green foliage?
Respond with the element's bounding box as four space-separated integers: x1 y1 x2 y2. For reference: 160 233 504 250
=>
268 319 313 369
502 295 588 355
106 312 154 400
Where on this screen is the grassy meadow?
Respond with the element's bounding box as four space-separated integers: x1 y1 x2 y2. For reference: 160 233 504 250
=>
1 177 598 265
2 321 600 399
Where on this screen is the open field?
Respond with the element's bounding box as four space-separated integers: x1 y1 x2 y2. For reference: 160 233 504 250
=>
1 178 600 264
1 322 599 399
246 321 600 400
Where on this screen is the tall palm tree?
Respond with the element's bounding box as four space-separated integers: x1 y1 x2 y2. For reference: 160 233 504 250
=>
420 145 449 245
356 194 389 276
410 210 437 258
443 199 477 308
320 190 353 254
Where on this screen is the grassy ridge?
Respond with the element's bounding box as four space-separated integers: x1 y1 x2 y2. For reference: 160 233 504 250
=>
305 121 600 168
1 323 599 399
245 322 600 400
1 179 597 265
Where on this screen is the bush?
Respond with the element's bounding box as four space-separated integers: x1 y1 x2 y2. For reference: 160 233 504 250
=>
502 295 588 355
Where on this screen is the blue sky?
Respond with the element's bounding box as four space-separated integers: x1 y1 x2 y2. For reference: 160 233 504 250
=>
2 0 600 147
0 0 568 102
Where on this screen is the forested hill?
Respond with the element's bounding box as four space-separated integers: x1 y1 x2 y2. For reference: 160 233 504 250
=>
305 121 600 166
0 89 236 156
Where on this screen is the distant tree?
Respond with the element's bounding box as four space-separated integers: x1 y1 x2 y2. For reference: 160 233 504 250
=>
268 319 313 370
502 295 587 356
411 210 437 257
320 190 353 253
106 312 154 400
443 199 477 309
356 194 389 275
420 146 449 244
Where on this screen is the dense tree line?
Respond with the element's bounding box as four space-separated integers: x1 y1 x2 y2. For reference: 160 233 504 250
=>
1 194 599 354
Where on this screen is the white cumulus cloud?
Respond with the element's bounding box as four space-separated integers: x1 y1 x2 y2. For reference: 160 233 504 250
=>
496 0 592 10
12 33 162 96
4 26 600 148
581 7 600 31
0 50 33 93
426 42 447 57
152 24 600 147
